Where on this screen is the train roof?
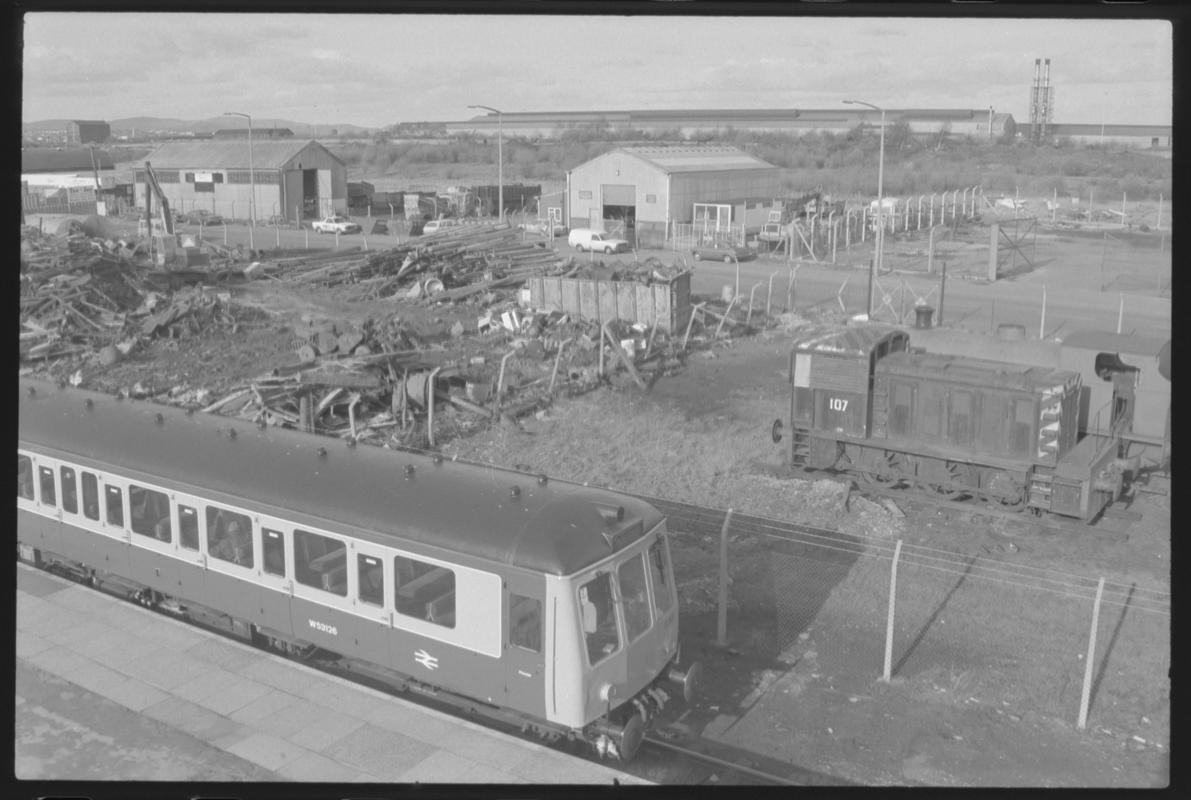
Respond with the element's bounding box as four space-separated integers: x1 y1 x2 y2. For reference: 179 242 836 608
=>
877 351 1081 394
789 324 908 357
1060 330 1169 358
17 380 661 577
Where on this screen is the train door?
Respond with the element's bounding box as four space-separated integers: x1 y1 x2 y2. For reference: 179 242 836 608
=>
254 514 295 638
126 481 180 593
172 492 207 601
348 541 391 667
503 571 546 718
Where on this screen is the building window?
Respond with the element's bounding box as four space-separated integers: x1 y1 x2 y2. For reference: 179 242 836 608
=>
645 194 657 203
578 190 592 199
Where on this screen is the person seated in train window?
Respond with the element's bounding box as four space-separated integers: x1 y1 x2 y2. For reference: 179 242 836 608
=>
154 516 171 542
210 529 235 562
226 521 248 564
85 501 100 519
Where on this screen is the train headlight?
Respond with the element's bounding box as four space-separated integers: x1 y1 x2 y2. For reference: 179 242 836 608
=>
599 682 617 704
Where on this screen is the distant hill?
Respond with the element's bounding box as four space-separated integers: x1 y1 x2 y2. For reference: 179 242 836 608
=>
23 117 376 137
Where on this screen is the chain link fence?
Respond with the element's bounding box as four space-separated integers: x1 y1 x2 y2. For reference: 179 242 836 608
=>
653 497 1170 735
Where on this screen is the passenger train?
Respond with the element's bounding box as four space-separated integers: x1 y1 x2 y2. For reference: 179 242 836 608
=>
17 379 700 760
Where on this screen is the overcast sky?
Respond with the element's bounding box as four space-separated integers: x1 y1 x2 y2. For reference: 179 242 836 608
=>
22 13 1173 128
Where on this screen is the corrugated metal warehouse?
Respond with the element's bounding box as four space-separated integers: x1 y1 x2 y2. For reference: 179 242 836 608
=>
566 145 781 248
134 140 347 223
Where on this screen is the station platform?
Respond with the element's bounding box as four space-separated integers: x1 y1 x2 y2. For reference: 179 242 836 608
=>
16 563 646 784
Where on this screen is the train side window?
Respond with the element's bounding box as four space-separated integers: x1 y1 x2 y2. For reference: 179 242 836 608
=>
648 540 675 616
949 390 974 445
357 554 383 606
206 506 253 567
129 484 171 542
1010 399 1035 455
394 555 455 628
509 593 541 652
60 467 78 514
178 505 199 550
294 529 346 596
889 382 913 437
105 484 124 526
81 472 99 520
579 572 620 665
263 528 286 577
18 455 34 500
39 466 57 507
618 553 652 642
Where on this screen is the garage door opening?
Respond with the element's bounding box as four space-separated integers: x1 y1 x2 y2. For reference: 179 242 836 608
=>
302 169 318 219
602 204 636 247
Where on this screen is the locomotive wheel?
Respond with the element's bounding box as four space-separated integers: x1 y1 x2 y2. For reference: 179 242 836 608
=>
859 470 899 489
929 484 965 501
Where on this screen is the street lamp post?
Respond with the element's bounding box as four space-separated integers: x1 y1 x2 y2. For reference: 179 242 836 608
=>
844 100 885 319
224 112 255 249
468 105 503 224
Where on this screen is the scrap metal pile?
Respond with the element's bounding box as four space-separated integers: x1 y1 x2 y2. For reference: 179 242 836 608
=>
260 222 562 302
20 222 242 364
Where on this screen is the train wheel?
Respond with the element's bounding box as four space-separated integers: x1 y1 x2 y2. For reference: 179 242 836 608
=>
929 483 964 501
859 471 898 489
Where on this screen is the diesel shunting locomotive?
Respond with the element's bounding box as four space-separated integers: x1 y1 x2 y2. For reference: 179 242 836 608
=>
771 325 1137 522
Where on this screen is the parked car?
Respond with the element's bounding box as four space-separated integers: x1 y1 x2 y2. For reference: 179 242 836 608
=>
184 210 223 226
567 228 630 254
691 240 754 262
311 215 362 234
421 218 462 235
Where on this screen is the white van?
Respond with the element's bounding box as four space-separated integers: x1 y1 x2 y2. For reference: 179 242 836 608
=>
422 218 461 235
567 228 630 254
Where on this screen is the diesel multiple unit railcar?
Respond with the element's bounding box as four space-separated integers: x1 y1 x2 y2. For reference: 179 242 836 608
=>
771 325 1136 522
17 379 700 760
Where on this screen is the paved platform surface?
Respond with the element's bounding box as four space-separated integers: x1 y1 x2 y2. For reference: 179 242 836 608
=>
16 563 646 785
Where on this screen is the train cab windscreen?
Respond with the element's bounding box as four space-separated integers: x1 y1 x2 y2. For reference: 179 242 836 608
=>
648 540 675 617
618 554 652 642
579 573 620 665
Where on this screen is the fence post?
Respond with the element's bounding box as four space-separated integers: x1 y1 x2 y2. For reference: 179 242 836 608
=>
1040 285 1047 339
1117 293 1124 334
882 539 903 682
716 508 735 647
1077 577 1106 729
766 271 778 318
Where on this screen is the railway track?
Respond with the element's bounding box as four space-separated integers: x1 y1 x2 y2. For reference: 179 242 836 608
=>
633 731 854 785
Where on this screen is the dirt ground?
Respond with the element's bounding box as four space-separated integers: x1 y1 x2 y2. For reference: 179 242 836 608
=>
21 214 1169 787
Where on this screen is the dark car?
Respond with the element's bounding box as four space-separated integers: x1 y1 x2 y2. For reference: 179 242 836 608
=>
184 210 223 226
691 240 755 263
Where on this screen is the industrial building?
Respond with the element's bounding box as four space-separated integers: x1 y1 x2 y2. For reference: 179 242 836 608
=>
134 139 347 223
450 108 1018 141
213 127 294 140
566 145 782 248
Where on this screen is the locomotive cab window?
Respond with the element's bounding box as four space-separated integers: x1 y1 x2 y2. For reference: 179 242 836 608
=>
130 484 171 542
17 455 34 500
81 472 99 520
579 572 620 665
263 528 286 576
60 467 78 514
509 593 541 652
294 529 346 596
394 556 455 628
206 506 253 567
357 554 383 606
39 466 56 507
618 553 652 642
178 505 199 550
648 540 675 617
105 484 124 526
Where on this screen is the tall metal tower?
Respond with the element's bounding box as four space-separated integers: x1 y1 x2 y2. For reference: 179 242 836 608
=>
1029 58 1055 143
